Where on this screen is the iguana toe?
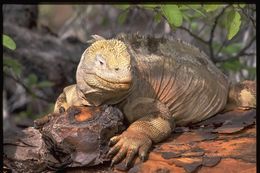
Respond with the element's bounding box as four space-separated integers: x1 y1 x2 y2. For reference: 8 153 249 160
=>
108 130 152 167
125 147 138 167
111 147 127 166
107 139 122 157
108 135 120 146
59 106 66 113
138 143 151 161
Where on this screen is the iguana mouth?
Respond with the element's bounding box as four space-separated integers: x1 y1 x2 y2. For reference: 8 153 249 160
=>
95 74 132 90
83 73 132 90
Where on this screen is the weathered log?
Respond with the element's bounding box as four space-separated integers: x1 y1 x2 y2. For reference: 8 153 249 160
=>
113 109 256 173
3 105 125 173
4 108 256 173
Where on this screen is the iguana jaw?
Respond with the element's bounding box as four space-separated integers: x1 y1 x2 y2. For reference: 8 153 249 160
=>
95 74 132 90
76 71 135 106
86 72 133 91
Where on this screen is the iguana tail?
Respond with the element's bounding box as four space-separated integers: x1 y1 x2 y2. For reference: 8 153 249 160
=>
224 80 256 111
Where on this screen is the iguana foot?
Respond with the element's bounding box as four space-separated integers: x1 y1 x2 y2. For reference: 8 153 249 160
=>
34 112 60 129
107 129 152 167
34 113 53 129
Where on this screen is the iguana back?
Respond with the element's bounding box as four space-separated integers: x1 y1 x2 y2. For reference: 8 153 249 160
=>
117 34 230 125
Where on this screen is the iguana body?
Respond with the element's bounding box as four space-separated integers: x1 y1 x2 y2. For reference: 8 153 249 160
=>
49 34 255 167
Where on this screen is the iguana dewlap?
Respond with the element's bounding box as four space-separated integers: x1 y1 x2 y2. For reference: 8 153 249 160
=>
49 34 256 167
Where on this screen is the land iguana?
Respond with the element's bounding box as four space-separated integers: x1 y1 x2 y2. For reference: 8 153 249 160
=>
35 33 256 167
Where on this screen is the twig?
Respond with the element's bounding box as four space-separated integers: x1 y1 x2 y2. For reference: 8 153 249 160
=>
215 35 256 62
177 5 229 61
179 26 208 45
239 6 256 29
155 7 209 44
208 5 230 62
239 53 256 56
197 23 207 36
215 39 229 57
4 72 52 103
230 35 256 59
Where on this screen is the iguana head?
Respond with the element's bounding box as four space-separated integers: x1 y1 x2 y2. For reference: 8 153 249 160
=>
76 38 133 103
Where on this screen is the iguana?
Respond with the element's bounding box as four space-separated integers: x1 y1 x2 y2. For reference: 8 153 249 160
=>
36 34 256 167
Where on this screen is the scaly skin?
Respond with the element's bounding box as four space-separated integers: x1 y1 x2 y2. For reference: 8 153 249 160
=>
36 34 256 168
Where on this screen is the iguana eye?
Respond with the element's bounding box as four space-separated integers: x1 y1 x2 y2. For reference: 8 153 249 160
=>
96 54 106 66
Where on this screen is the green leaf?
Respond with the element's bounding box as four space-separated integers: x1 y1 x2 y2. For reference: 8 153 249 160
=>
3 34 16 50
181 12 191 23
186 5 206 17
118 10 129 25
27 74 38 86
238 4 246 8
36 81 54 88
154 12 162 24
226 10 241 40
114 5 130 10
203 4 222 12
212 42 222 50
3 57 22 76
178 4 201 10
178 5 190 10
142 4 158 9
222 43 242 55
161 5 183 27
187 4 202 9
191 22 198 31
233 4 246 9
220 59 243 72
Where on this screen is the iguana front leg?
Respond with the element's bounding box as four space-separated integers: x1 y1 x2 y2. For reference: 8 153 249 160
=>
34 85 79 128
107 98 175 167
53 84 84 113
53 91 69 113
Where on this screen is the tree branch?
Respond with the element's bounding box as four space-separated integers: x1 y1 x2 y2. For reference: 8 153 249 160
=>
215 39 230 57
179 26 208 45
209 5 230 62
4 71 52 103
239 5 256 29
215 35 256 62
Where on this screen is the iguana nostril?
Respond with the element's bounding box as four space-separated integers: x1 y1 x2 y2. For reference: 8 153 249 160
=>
115 68 119 71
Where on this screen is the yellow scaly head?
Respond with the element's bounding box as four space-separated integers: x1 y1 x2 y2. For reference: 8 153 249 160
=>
76 39 133 91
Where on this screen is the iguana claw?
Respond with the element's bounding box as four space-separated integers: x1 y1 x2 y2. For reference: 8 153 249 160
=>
108 130 152 167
